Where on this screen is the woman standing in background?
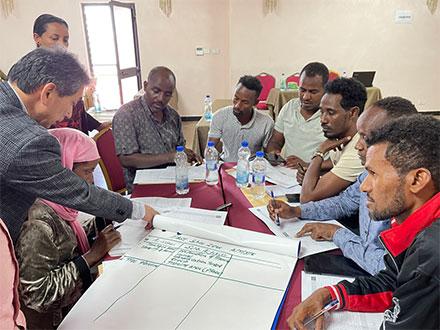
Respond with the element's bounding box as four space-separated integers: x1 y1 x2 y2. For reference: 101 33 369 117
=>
33 13 111 134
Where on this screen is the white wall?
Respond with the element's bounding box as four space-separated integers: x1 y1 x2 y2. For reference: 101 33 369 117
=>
229 0 440 111
1 0 439 115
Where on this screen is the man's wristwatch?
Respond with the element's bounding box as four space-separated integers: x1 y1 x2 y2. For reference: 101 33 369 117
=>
312 150 327 160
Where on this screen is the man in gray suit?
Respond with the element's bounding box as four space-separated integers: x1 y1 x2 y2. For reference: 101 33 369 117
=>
0 47 158 242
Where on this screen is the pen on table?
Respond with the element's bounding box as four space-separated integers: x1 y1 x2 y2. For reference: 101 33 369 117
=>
297 162 306 172
303 299 338 327
270 191 280 226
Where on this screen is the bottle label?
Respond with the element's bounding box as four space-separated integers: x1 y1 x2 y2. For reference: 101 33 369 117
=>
236 170 249 184
252 173 265 184
206 162 217 171
176 178 189 190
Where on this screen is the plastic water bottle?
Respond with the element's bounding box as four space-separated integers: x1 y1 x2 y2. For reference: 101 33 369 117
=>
236 141 250 188
204 141 218 185
342 71 347 78
93 90 101 112
280 73 286 91
251 151 266 199
204 95 212 121
174 146 189 194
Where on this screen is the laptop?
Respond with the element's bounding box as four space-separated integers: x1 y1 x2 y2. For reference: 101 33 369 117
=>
352 71 376 87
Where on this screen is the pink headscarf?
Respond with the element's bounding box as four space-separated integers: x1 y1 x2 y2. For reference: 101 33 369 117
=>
42 128 100 254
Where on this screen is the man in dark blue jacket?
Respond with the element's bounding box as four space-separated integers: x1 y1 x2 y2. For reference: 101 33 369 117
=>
288 115 439 330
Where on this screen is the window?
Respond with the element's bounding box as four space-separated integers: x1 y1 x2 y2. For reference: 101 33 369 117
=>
82 1 141 110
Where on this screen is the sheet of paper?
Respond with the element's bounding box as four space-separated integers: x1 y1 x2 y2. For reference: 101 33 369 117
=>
109 197 193 256
265 184 301 197
109 219 152 257
154 216 301 257
301 272 384 330
228 161 298 188
249 206 341 258
59 222 298 330
265 162 299 188
134 167 205 184
133 168 172 184
160 207 227 225
158 165 206 181
131 196 192 213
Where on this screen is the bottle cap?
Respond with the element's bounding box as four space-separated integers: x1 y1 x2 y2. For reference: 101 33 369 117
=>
206 95 210 98
176 146 184 152
241 141 248 147
256 151 264 157
207 141 214 147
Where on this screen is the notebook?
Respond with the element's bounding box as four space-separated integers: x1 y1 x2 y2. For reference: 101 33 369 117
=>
352 71 376 87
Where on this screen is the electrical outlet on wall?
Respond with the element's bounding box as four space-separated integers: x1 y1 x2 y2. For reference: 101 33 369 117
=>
195 47 204 56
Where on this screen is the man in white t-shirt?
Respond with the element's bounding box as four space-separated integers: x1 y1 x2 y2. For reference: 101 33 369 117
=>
266 62 329 168
208 75 274 162
299 77 367 203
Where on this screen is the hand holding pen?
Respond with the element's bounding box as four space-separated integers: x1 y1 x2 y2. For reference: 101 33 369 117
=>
270 191 280 226
303 299 338 327
287 287 337 330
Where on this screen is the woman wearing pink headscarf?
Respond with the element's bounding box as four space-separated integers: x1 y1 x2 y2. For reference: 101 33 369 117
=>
15 128 121 329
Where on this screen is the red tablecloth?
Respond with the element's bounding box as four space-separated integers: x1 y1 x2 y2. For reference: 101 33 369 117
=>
132 163 302 329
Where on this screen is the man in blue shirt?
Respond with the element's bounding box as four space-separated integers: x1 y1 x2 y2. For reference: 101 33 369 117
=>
267 97 417 275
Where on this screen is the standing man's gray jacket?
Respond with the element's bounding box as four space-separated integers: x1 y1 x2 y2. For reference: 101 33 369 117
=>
0 82 133 242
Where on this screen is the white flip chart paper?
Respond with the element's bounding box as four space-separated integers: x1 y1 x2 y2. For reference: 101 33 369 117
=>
59 218 299 330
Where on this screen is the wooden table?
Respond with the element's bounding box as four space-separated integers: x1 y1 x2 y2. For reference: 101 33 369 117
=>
266 87 383 120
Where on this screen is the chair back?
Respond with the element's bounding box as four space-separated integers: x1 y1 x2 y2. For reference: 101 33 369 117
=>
93 127 127 194
286 72 300 84
256 72 275 110
329 70 340 81
256 72 275 101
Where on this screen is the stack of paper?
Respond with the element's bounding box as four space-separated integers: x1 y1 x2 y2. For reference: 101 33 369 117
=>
158 165 206 181
265 162 299 188
301 272 384 329
265 184 301 197
249 206 342 258
133 166 206 184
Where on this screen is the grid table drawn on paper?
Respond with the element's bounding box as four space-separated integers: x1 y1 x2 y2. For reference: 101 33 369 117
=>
109 197 228 257
59 220 298 330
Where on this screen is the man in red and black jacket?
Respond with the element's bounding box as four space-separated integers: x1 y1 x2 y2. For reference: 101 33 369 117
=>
288 115 440 330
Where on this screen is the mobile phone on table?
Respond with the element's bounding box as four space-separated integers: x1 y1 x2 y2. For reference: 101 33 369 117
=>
286 193 300 203
264 153 285 163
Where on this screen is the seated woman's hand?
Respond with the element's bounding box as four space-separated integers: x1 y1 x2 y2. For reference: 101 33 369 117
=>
84 225 121 267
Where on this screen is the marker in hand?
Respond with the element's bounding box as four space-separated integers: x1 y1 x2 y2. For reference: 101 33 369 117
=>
270 191 280 226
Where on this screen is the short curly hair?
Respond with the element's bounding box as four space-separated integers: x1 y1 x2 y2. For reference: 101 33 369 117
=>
366 115 440 191
373 96 417 118
238 75 263 99
324 77 367 114
300 62 329 86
